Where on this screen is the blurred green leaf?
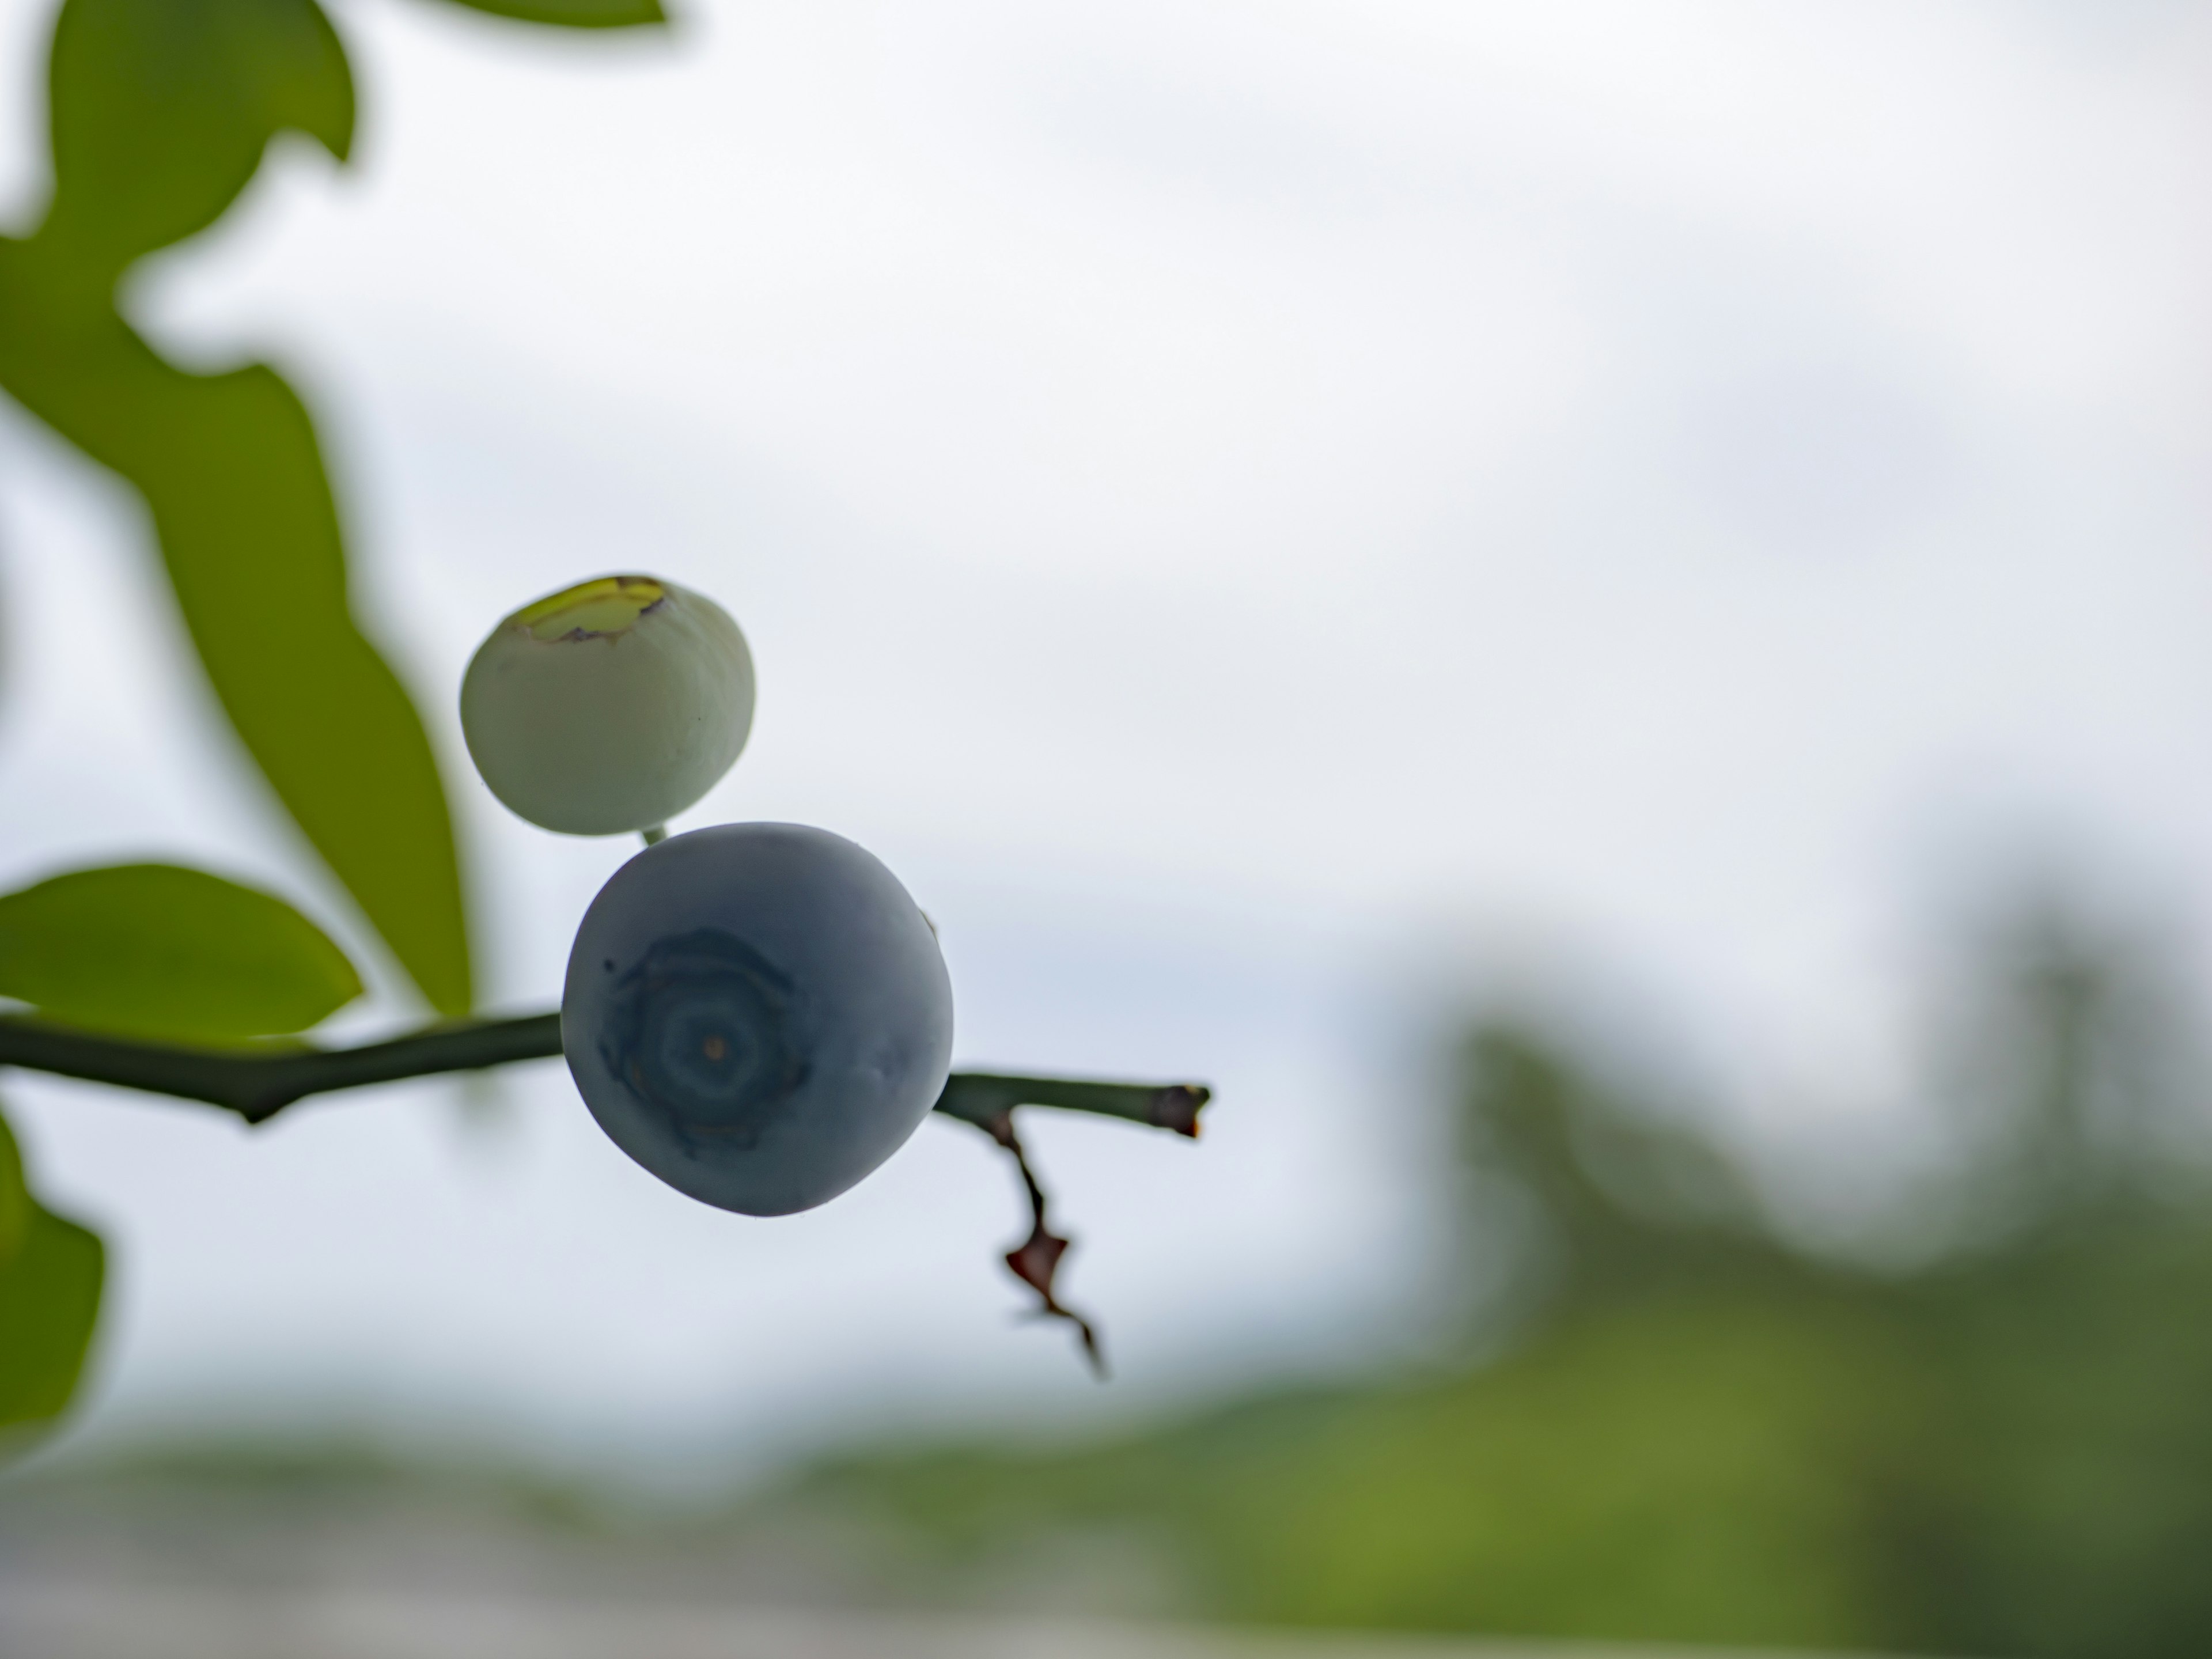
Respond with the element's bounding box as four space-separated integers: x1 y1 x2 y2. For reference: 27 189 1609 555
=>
0 1210 103 1439
0 0 475 1018
433 0 666 27
44 0 352 276
0 863 361 1042
0 1108 103 1448
0 1106 28 1271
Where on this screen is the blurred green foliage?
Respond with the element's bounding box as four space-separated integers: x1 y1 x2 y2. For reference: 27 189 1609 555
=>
785 906 2212 1658
0 1111 101 1445
0 863 359 1041
7 0 455 1017
443 0 665 23
46 0 354 274
0 0 661 1447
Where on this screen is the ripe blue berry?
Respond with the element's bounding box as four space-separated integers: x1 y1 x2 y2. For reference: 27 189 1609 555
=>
562 823 954 1216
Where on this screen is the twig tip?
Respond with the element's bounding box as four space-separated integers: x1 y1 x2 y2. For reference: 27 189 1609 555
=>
1150 1084 1210 1138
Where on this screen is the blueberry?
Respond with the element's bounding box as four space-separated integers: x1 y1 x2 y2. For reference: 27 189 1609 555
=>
562 823 954 1215
462 574 755 836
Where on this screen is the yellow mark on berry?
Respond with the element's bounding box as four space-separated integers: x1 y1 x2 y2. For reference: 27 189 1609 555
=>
516 575 667 642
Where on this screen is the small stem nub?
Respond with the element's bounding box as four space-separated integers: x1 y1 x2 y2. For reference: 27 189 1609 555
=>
640 824 668 847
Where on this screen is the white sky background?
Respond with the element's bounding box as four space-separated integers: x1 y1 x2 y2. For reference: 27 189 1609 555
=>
1 0 2210 1482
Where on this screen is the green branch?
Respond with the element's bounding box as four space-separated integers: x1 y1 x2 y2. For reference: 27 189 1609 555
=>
934 1071 1206 1138
0 1014 1210 1136
0 1012 1208 1377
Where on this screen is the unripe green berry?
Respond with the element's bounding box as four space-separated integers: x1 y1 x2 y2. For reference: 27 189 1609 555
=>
461 575 755 836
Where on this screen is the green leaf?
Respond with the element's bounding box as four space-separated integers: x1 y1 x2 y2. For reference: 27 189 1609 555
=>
0 863 361 1042
0 287 475 1011
0 1108 28 1272
44 0 354 277
1 0 474 1017
431 0 667 26
0 1108 104 1450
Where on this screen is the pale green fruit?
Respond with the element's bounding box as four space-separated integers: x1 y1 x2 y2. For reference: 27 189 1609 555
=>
461 575 755 836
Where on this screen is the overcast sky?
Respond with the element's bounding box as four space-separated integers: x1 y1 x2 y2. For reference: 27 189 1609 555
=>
2 0 2210 1480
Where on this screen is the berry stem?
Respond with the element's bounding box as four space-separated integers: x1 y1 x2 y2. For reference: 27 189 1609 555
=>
972 1107 1107 1378
639 824 668 846
934 1073 1209 1138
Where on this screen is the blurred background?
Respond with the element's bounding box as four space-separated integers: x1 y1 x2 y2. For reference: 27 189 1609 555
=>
3 1 2212 1654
